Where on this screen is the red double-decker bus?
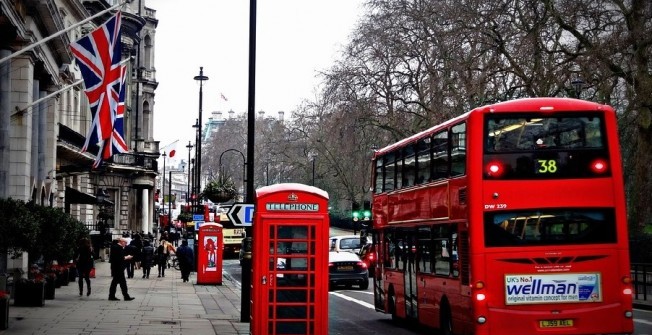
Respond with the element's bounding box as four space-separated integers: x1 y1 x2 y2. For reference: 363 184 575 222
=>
370 98 633 335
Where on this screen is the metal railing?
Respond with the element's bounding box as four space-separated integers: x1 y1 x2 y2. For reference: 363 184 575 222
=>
632 263 652 302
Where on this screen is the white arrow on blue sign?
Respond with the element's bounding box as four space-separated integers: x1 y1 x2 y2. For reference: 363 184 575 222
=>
227 203 255 226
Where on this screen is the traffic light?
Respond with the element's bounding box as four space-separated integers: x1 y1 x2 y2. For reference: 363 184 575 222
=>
352 201 360 221
362 200 371 221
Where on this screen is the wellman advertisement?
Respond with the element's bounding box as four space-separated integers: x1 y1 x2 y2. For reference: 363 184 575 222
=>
505 273 601 305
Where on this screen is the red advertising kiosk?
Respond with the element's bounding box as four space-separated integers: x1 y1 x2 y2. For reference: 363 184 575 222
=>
251 183 329 335
196 222 223 285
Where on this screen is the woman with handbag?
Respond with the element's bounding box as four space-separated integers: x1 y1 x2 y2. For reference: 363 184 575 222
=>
74 238 94 296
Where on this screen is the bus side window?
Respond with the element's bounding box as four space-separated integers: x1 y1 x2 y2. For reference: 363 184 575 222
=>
403 145 416 187
417 227 432 274
451 123 466 177
434 238 450 276
416 138 431 184
432 132 448 180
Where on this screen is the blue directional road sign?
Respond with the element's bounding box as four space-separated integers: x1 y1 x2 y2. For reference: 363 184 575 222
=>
193 214 205 221
227 203 254 226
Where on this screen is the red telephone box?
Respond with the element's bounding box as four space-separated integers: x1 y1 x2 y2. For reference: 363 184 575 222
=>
251 183 329 335
196 222 223 285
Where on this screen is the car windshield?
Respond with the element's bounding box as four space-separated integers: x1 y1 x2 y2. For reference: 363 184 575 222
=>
339 238 362 250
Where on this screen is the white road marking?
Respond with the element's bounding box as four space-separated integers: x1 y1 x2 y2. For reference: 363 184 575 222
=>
635 318 652 326
330 292 376 309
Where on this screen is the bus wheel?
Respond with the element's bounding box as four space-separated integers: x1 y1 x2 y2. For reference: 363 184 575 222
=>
440 302 453 335
388 291 399 322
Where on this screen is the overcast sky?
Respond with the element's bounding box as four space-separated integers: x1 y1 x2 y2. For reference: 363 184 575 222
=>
152 0 365 163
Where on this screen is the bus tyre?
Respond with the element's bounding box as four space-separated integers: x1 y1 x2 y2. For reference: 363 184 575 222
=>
388 291 400 322
440 302 453 335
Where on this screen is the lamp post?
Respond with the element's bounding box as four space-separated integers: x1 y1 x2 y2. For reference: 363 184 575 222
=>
192 119 199 208
168 170 173 230
308 151 318 186
186 141 193 202
161 151 167 233
193 68 208 208
219 149 246 200
242 0 257 322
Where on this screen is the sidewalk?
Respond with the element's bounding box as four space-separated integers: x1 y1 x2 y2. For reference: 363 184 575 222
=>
1 261 250 335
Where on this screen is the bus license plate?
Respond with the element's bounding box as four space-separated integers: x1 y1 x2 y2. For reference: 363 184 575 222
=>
540 319 573 328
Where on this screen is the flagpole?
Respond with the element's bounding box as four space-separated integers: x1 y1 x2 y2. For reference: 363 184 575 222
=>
12 79 83 116
0 1 126 65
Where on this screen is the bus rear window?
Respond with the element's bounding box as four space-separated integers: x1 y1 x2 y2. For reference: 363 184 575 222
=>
486 114 604 152
484 209 617 247
484 114 610 179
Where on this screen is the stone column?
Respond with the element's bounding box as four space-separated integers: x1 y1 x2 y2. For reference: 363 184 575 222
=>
0 49 11 198
141 189 149 233
10 55 34 200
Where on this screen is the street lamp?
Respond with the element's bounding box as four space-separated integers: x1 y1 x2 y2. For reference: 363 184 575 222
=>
308 151 318 186
186 141 193 202
161 151 167 232
219 149 246 200
193 67 208 207
571 78 584 99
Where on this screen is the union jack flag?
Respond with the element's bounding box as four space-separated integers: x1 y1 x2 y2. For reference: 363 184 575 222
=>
70 11 127 168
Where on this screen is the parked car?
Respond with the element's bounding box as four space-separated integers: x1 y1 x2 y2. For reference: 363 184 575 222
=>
358 243 377 275
328 251 369 290
329 235 370 254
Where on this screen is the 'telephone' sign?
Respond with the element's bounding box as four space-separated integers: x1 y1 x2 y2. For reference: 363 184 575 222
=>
266 203 319 211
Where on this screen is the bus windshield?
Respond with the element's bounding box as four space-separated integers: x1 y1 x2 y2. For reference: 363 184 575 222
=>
484 209 617 247
486 114 604 152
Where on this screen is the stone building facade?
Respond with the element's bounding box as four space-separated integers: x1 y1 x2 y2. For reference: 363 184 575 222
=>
0 0 160 256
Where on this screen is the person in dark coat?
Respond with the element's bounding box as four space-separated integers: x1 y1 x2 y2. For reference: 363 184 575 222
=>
109 238 135 301
125 240 138 278
74 237 94 296
175 239 194 282
141 240 155 279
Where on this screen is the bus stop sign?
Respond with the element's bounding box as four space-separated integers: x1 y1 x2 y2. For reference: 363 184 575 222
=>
227 203 254 226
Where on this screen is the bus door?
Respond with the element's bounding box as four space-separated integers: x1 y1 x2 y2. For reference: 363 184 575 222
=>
403 233 418 319
251 184 329 335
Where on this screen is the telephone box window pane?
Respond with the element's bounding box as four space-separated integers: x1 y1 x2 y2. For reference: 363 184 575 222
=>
310 241 315 254
275 289 307 302
275 321 306 335
310 305 315 318
310 288 315 302
288 258 307 271
277 274 308 287
311 225 315 238
270 226 275 238
278 226 307 239
292 242 308 254
269 242 275 255
276 306 307 319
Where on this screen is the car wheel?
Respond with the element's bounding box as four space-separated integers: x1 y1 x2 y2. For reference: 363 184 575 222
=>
360 279 369 290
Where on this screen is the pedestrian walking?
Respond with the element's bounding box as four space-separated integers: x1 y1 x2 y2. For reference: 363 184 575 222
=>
156 242 169 277
175 239 194 282
125 240 138 278
108 238 135 301
74 237 94 296
141 239 155 278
